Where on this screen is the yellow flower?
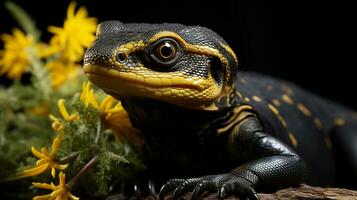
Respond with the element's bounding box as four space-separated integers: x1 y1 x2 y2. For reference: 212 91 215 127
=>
47 1 97 62
0 28 34 79
28 103 50 116
41 2 96 89
80 82 143 145
32 172 79 200
80 81 99 108
50 99 79 132
8 135 68 180
99 96 143 145
46 59 81 90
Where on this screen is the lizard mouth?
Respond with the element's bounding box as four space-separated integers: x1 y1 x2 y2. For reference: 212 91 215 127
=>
83 64 209 92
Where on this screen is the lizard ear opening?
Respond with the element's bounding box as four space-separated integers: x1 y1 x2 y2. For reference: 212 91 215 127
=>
209 57 225 86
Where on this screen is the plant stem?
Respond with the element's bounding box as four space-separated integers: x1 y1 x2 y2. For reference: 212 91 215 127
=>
5 1 41 40
59 152 80 163
95 119 101 144
66 156 97 190
28 49 51 100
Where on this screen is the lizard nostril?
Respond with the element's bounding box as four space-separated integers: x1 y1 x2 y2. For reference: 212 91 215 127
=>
116 51 128 63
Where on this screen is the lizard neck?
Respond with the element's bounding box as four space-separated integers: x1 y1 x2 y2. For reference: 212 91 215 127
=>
120 97 236 136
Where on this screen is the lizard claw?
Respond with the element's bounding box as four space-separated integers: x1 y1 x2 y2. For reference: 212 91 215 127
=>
134 184 141 199
249 193 260 200
217 184 230 200
191 180 215 200
172 178 200 200
123 180 158 199
159 174 259 200
159 179 184 200
148 180 156 196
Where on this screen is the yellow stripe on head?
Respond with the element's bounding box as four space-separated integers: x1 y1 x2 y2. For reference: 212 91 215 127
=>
146 31 232 85
220 43 238 63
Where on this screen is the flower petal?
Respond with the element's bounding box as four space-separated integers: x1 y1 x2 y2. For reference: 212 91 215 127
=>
58 99 70 120
67 191 80 200
52 122 64 132
31 146 46 158
55 163 68 170
49 114 59 122
36 158 50 165
21 163 50 177
59 172 66 187
33 194 52 200
99 95 114 112
51 167 56 178
32 181 57 190
0 28 34 79
50 188 64 198
66 1 77 19
50 135 63 156
5 163 49 181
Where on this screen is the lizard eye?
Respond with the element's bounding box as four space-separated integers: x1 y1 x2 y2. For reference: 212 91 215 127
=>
116 51 128 63
155 41 176 61
149 38 181 66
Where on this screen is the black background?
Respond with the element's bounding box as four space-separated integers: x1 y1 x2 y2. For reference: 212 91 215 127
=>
0 0 355 109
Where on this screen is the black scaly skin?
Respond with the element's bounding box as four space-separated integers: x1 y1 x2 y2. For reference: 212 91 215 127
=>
84 21 357 199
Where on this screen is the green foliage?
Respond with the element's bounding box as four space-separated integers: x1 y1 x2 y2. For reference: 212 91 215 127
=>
0 1 144 199
57 99 144 196
0 83 53 176
0 82 54 199
0 84 144 198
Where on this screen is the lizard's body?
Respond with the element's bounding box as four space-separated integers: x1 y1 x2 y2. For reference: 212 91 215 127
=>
84 21 357 199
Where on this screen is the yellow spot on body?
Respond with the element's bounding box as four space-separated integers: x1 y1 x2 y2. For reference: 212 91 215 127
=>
241 79 247 84
236 91 243 99
288 132 298 148
252 96 262 102
244 97 250 102
297 103 312 117
268 104 288 128
217 105 254 134
314 117 323 130
334 118 345 126
279 117 288 128
282 85 294 96
282 94 294 105
268 104 279 115
324 136 332 149
272 99 281 107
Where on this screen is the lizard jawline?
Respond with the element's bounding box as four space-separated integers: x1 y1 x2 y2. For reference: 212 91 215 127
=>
83 64 207 92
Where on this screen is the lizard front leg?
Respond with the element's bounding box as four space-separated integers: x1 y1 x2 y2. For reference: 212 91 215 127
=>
159 116 307 200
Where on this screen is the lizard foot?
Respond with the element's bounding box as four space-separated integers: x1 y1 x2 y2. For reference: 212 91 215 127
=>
122 180 157 199
159 174 259 200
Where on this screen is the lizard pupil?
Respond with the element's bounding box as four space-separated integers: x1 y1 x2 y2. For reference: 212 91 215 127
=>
155 42 176 61
116 52 127 63
148 38 181 67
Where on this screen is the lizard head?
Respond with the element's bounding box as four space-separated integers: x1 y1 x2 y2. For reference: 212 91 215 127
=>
84 21 238 111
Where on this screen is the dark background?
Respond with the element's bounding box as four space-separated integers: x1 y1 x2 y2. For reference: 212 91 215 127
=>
0 0 355 109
